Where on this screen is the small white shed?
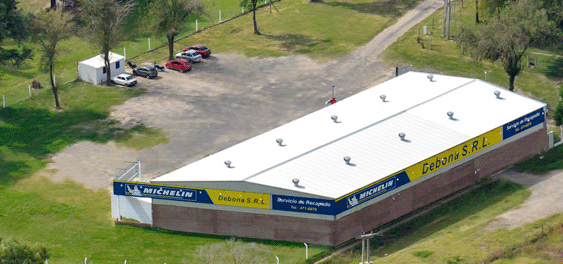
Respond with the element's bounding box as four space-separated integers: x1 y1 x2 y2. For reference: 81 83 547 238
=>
78 52 125 85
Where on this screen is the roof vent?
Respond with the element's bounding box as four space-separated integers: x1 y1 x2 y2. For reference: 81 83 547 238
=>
343 156 351 165
494 90 501 99
224 160 232 168
427 74 434 82
399 132 406 141
380 95 386 102
332 85 336 98
276 138 283 146
292 178 299 187
447 111 454 119
331 115 338 123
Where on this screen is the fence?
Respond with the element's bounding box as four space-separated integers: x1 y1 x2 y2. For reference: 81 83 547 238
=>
2 75 52 109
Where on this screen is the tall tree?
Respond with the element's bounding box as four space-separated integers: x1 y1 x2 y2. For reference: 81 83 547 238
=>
457 0 560 91
241 0 261 35
81 0 134 86
0 0 32 67
30 9 74 109
148 0 207 60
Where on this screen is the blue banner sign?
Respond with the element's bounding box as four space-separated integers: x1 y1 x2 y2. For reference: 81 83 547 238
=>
113 181 213 204
333 171 411 213
270 172 413 216
503 108 544 140
271 195 335 215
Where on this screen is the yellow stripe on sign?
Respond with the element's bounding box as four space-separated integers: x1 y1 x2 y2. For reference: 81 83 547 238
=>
205 189 271 209
405 127 503 181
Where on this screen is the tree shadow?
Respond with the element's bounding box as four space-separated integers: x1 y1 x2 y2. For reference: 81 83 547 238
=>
314 0 422 17
542 57 563 78
263 33 329 53
0 106 144 187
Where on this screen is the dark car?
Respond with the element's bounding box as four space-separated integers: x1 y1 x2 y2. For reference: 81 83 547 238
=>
165 59 192 73
183 44 211 58
132 65 158 78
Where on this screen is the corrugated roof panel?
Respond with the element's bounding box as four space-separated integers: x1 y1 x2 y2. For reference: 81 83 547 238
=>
411 80 546 136
246 113 469 198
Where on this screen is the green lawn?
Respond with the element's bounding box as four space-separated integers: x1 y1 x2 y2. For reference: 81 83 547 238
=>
130 0 423 63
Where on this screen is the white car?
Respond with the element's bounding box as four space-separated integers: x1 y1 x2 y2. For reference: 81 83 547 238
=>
111 73 137 87
175 50 202 63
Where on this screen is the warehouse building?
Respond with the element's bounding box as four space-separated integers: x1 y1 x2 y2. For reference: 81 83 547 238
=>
113 72 548 246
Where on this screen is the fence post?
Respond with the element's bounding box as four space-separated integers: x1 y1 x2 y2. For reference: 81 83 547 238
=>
196 19 198 31
148 38 151 50
3 95 5 108
242 6 244 13
124 47 126 59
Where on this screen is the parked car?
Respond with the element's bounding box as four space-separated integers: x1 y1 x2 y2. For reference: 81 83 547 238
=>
133 65 158 78
165 59 192 73
183 44 211 58
111 73 137 87
175 50 202 63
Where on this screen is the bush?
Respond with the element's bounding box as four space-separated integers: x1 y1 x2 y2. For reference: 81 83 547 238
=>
0 237 49 264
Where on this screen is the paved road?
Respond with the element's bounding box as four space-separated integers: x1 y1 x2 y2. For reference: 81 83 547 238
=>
41 0 444 188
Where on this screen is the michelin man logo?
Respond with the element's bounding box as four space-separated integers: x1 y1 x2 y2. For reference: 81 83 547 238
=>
347 195 359 207
126 185 142 196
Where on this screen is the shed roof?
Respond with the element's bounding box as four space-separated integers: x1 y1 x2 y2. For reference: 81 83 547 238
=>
79 52 125 68
152 72 546 199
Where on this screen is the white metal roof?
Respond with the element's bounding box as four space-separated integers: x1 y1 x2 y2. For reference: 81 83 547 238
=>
79 51 124 68
152 72 546 198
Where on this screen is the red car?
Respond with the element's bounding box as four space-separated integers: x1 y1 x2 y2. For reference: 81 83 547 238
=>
183 44 211 58
165 59 192 73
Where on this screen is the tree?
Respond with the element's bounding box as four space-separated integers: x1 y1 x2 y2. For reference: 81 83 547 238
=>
148 0 207 60
241 0 261 35
30 9 74 109
457 0 560 91
0 0 32 67
0 237 49 264
81 0 134 86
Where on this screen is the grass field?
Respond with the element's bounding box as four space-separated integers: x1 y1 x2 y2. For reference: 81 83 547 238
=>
134 0 423 64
